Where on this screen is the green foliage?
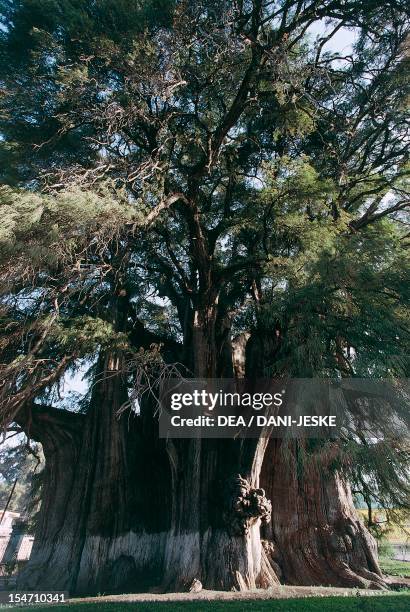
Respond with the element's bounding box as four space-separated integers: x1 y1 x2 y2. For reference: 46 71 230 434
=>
258 210 409 377
346 439 410 518
51 316 129 355
0 184 135 270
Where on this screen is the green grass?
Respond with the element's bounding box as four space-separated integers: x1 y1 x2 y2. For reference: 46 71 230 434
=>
379 556 410 577
2 595 410 612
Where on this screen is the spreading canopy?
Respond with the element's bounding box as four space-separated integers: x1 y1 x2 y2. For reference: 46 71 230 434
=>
0 0 409 528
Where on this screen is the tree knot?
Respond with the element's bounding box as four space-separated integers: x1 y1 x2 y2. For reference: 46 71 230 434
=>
223 474 272 536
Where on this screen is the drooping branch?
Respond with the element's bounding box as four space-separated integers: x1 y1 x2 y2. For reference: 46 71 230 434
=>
0 354 75 432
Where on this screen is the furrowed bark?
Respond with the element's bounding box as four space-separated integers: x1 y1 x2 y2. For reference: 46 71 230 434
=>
245 329 386 591
15 405 85 591
161 299 279 592
17 364 172 595
162 436 279 591
261 440 386 590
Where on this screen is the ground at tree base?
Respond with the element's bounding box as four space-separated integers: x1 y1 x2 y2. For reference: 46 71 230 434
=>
72 584 410 604
379 557 410 578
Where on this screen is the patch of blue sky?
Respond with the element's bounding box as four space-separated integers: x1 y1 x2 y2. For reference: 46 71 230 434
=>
307 20 359 56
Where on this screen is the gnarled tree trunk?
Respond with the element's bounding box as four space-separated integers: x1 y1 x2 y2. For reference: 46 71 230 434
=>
15 405 84 592
161 306 280 592
261 440 385 589
17 356 172 595
17 305 386 594
162 436 279 591
72 352 170 595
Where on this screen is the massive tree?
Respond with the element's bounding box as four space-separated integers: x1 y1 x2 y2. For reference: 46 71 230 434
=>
0 0 409 595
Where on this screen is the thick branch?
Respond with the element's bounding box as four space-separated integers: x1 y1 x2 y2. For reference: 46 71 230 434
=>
14 403 85 443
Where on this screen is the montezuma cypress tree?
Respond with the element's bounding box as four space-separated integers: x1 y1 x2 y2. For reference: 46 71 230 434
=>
0 0 409 594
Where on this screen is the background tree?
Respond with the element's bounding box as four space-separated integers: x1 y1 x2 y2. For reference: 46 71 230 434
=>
0 441 42 527
0 0 409 594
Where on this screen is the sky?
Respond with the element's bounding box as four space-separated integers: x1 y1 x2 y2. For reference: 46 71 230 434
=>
307 21 358 55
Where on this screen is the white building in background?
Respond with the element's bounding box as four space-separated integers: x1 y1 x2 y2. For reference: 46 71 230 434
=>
0 511 19 562
0 510 33 569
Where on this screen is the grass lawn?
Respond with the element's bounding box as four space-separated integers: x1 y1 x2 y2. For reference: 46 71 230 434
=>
379 557 410 577
2 595 410 612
